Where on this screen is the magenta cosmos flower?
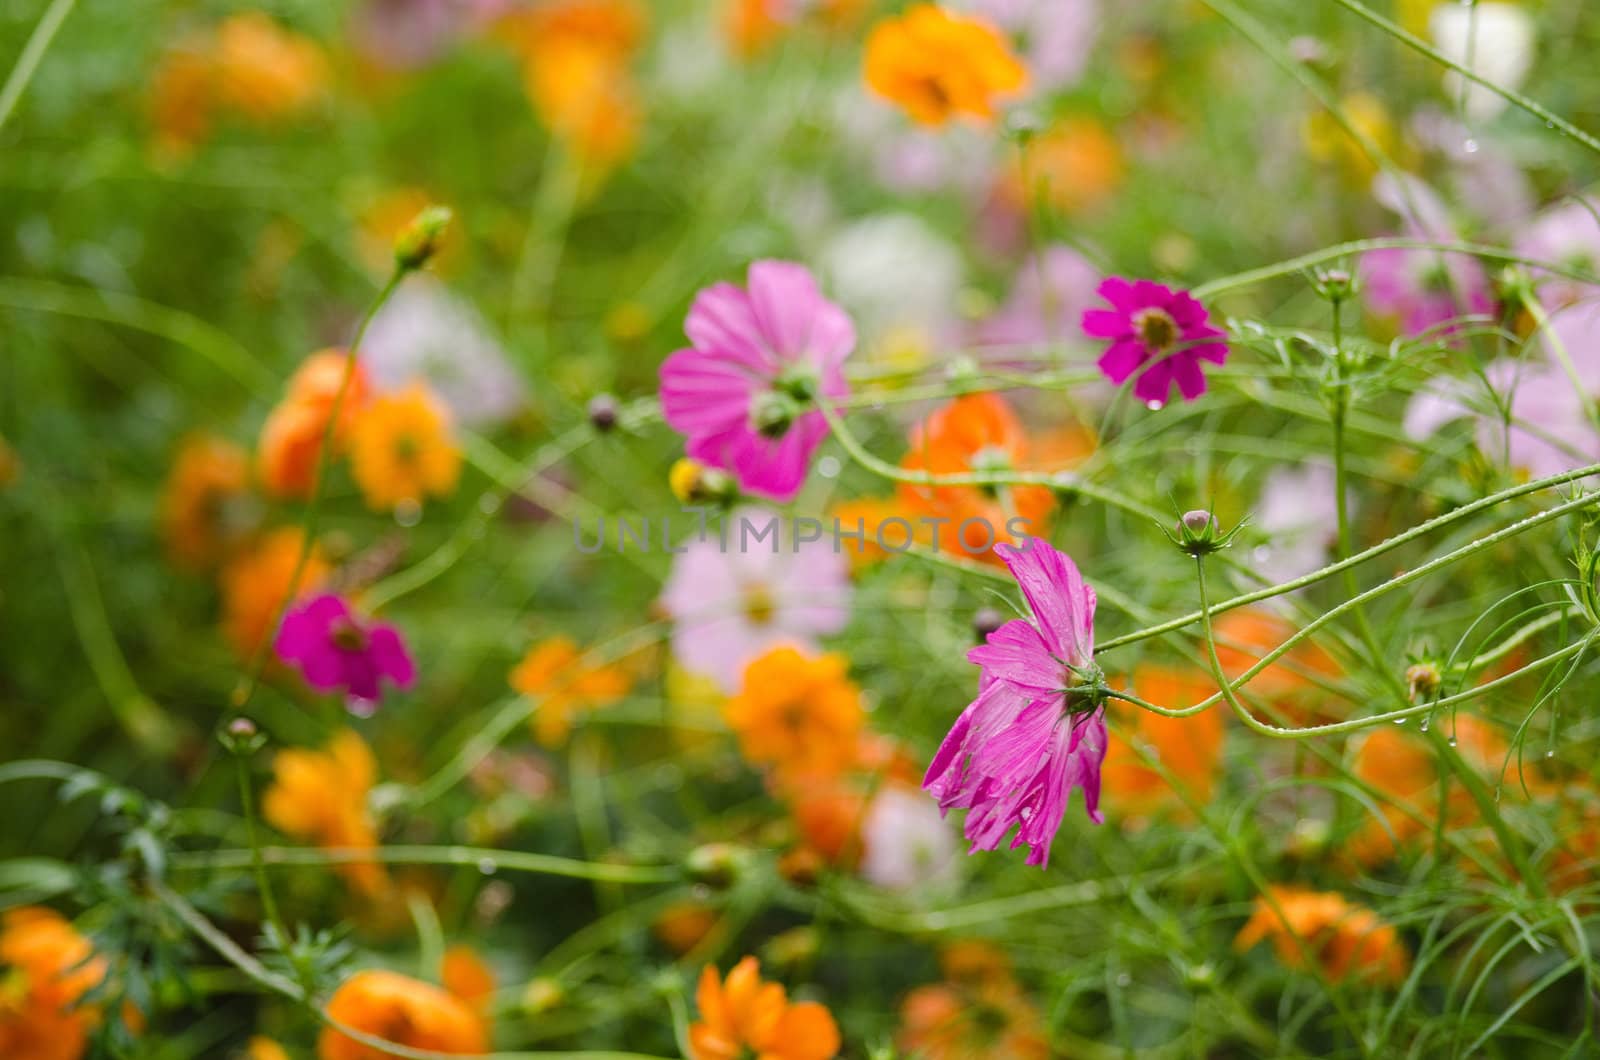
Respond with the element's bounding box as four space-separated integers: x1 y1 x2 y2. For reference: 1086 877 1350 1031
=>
923 539 1107 868
659 261 855 502
1081 278 1228 406
274 593 416 713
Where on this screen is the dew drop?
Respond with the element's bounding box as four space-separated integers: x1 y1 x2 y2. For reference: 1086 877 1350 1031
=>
478 492 501 515
1419 717 1431 732
1393 717 1407 725
1448 738 1458 747
477 858 498 875
817 455 842 479
394 498 423 527
1462 138 1480 154
1146 399 1165 411
1546 749 1556 759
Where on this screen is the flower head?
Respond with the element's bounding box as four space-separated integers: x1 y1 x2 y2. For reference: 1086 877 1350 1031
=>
859 783 959 891
258 350 369 499
924 539 1106 868
1081 278 1228 406
659 508 852 692
1235 885 1409 985
864 4 1027 127
263 730 387 896
1102 665 1224 824
509 636 633 746
1358 245 1493 340
348 382 462 513
659 261 855 502
688 957 840 1060
220 527 329 658
724 647 863 785
898 393 1055 560
0 907 117 1059
160 434 253 569
319 969 487 1058
274 594 416 711
897 942 1048 1060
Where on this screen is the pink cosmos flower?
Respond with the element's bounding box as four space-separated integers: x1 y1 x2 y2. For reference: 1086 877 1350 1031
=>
659 261 855 502
1081 278 1228 406
658 508 852 693
923 539 1107 868
974 245 1102 358
1359 243 1494 340
1405 359 1597 479
274 593 416 713
860 784 958 891
1516 198 1600 308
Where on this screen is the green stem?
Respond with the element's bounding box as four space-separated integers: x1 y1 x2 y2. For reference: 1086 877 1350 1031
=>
170 844 679 885
1327 0 1600 159
231 269 406 709
0 0 77 139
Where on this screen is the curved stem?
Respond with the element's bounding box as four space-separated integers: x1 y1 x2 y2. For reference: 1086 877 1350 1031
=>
0 0 77 138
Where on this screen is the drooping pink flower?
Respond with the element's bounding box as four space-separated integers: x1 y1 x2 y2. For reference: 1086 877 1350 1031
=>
274 593 416 712
658 507 852 693
659 261 855 502
1080 278 1228 406
923 539 1107 868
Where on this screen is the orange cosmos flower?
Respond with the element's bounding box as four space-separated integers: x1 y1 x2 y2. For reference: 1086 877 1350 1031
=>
147 38 216 158
689 957 840 1060
347 383 461 513
0 907 119 1060
509 636 633 746
654 901 719 956
897 942 1047 1060
219 526 329 658
258 350 370 499
320 970 487 1059
1235 885 1408 985
263 729 387 896
829 496 924 570
1212 607 1343 723
1102 665 1225 823
898 393 1054 562
440 946 496 1015
160 434 253 569
863 4 1026 127
724 648 864 785
500 0 645 171
999 116 1124 217
213 13 328 124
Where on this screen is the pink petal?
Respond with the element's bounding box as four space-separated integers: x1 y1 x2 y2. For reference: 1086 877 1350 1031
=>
367 625 417 690
1132 361 1174 405
1080 308 1130 339
1096 340 1146 384
684 282 779 372
746 260 824 361
659 348 759 436
994 540 1095 665
1172 356 1209 401
967 619 1057 692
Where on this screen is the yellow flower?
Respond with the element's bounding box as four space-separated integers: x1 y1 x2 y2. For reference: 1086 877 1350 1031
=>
348 383 461 513
863 4 1027 127
509 636 633 745
1302 92 1408 184
262 730 387 896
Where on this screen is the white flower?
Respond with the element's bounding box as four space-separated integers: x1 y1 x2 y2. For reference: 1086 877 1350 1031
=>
818 213 964 353
859 785 958 892
1429 2 1535 122
361 278 525 427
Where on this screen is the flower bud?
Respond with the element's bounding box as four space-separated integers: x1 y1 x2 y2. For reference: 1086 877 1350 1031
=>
669 458 734 506
1311 266 1359 303
587 394 619 433
683 842 749 889
972 607 1006 640
393 205 453 272
218 715 266 755
1166 509 1244 557
1405 661 1442 703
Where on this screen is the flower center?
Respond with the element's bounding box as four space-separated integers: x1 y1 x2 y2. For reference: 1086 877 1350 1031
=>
1133 307 1179 352
393 433 420 463
743 582 776 625
329 617 370 653
1057 660 1106 715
